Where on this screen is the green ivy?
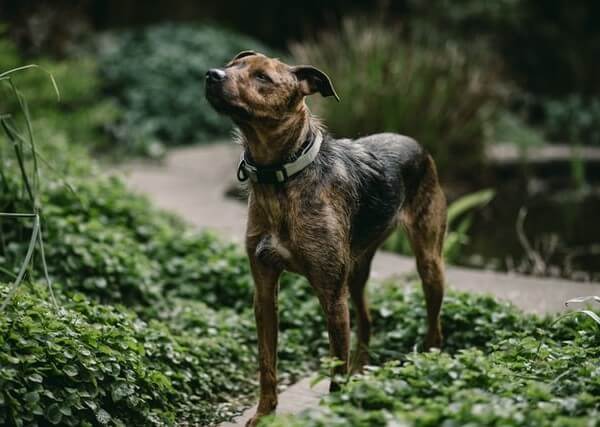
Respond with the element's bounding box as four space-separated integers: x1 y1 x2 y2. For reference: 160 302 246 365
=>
0 283 261 426
264 317 600 427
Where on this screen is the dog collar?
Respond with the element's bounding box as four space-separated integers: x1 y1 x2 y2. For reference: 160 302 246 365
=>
237 131 323 184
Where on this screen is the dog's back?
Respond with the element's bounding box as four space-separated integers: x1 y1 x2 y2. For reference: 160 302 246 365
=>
314 132 432 254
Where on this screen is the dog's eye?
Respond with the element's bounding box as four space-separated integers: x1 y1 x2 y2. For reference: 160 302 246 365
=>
254 72 272 83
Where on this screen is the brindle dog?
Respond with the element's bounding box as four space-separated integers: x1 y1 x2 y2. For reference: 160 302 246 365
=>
205 51 447 427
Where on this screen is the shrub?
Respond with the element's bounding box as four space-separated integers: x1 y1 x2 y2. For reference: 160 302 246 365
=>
290 18 500 180
0 161 256 308
543 96 600 146
97 23 272 152
407 0 600 99
265 315 600 427
0 283 173 427
0 282 261 426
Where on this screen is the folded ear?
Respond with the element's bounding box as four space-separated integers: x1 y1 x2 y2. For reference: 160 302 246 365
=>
231 50 259 61
292 65 340 102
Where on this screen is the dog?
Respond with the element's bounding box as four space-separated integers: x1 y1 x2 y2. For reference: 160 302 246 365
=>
205 51 447 427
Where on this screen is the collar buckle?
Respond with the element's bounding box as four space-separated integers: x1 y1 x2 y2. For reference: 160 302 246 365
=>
255 167 287 184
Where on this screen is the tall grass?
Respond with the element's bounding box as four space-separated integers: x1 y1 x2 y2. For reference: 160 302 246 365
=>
291 18 501 180
0 65 60 310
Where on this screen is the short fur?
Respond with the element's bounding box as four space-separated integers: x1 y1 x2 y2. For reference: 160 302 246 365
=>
205 52 447 427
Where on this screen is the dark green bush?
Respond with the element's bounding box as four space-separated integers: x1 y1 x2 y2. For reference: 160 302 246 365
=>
407 0 600 99
0 282 260 426
543 96 600 146
97 23 272 151
290 18 501 180
265 316 600 427
0 162 255 308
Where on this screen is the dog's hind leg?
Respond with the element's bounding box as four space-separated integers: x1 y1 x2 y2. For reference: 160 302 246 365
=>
401 155 447 350
349 251 375 371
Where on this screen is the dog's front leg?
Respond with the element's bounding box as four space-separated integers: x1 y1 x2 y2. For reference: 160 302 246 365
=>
315 284 351 392
246 256 281 427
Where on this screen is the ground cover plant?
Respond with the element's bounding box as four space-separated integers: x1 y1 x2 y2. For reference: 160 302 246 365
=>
2 148 599 425
265 308 600 427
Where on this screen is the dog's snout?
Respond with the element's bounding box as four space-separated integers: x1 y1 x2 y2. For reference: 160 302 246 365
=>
206 68 226 82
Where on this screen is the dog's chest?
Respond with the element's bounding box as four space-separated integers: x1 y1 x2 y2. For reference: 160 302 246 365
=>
250 187 320 271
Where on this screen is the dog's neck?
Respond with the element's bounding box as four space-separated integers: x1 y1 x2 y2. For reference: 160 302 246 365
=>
237 104 320 167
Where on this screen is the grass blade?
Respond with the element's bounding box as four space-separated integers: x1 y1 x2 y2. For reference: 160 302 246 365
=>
0 214 40 312
565 296 600 306
576 310 600 327
37 221 58 309
0 64 60 101
1 119 36 207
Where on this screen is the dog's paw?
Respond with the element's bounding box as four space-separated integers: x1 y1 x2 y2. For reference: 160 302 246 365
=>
245 413 265 427
424 331 443 351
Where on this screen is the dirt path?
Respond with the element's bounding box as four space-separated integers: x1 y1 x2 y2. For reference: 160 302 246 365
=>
118 142 600 426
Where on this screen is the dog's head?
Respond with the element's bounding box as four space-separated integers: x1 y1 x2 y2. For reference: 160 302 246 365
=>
205 51 339 126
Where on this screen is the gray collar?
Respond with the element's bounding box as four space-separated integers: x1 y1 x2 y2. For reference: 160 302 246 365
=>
237 131 323 184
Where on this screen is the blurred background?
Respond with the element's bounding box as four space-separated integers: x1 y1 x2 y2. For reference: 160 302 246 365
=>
1 0 599 281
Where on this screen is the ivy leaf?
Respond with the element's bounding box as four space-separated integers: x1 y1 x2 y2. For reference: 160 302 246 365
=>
23 391 39 404
28 373 43 383
111 382 134 402
96 409 111 425
63 365 78 377
45 403 62 425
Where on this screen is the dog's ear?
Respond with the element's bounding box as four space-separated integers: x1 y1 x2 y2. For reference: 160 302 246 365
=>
292 66 340 102
232 50 259 61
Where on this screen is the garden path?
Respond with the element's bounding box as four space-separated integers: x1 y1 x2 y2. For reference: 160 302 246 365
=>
118 142 600 426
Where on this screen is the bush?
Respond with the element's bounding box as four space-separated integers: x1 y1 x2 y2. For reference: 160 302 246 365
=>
97 23 272 152
543 96 600 146
290 18 501 180
0 160 255 308
407 0 600 99
265 315 600 427
0 282 262 426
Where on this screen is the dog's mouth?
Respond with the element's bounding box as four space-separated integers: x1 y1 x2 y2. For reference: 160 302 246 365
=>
205 85 252 121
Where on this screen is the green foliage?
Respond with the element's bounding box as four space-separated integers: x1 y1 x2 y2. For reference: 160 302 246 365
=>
0 282 262 426
1 154 255 307
384 189 495 264
264 319 600 427
407 0 600 99
543 96 600 146
291 18 500 180
0 283 173 427
369 282 538 360
97 23 272 153
0 34 119 154
485 110 547 148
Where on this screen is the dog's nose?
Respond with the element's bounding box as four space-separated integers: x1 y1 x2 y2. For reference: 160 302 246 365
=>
206 68 226 82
